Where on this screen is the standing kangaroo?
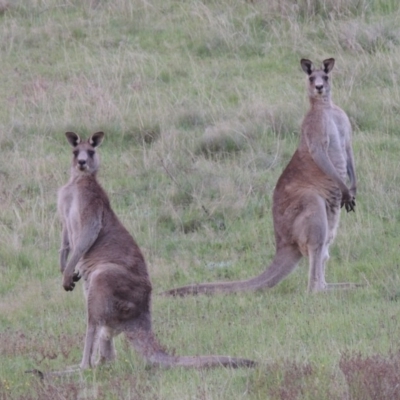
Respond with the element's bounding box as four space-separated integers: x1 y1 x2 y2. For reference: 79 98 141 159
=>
163 58 358 297
57 131 255 370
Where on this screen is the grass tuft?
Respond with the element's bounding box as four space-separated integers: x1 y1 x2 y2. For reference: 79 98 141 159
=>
196 123 246 158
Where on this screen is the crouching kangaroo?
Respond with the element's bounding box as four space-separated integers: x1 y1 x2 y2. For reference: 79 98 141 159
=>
163 58 360 297
57 131 255 370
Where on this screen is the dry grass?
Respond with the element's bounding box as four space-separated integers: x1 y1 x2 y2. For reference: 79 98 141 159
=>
340 352 400 400
1 0 400 398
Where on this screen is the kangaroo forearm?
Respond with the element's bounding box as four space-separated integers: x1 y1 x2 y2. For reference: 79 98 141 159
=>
64 252 82 277
59 248 69 273
348 174 356 196
349 177 357 193
346 146 357 193
63 232 99 277
347 162 357 193
311 150 348 192
60 227 70 273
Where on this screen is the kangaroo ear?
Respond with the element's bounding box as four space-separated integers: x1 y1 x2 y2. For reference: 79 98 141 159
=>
89 131 105 148
300 59 314 75
65 132 81 147
322 58 335 74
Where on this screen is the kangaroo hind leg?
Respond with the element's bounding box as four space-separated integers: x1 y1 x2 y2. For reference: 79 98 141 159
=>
96 327 117 366
80 267 113 370
304 196 362 292
293 195 330 293
80 321 99 370
307 243 329 292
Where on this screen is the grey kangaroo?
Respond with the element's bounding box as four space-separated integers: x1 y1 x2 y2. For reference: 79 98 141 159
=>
57 131 255 370
163 58 359 297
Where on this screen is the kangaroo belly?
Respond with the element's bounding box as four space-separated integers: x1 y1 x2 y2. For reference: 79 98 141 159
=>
276 150 341 198
273 150 341 231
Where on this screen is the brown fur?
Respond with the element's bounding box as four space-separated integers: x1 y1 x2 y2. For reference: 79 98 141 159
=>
57 131 255 370
163 58 359 297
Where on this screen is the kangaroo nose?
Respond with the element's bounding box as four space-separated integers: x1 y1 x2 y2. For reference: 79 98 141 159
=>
315 84 323 91
78 159 86 166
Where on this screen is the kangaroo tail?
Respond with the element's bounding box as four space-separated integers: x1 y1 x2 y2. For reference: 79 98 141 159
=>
161 247 302 297
125 329 256 369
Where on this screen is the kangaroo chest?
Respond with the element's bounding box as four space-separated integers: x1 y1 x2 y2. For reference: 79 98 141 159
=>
63 187 86 250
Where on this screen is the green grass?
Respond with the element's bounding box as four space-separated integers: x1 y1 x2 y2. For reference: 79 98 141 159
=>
1 0 400 398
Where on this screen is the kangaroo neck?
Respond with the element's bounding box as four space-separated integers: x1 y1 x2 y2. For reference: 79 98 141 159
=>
309 95 332 110
70 169 98 184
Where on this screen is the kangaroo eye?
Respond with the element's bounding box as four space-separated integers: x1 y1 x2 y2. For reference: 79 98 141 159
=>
309 76 315 83
73 150 79 157
323 75 329 81
88 150 95 157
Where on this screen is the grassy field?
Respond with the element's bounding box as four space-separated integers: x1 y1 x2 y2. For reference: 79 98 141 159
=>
1 0 400 398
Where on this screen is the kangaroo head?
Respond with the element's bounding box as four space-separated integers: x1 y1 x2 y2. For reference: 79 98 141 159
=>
300 58 335 100
66 131 104 175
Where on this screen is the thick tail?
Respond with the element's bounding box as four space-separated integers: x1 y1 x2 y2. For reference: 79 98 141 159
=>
125 329 256 369
161 246 302 297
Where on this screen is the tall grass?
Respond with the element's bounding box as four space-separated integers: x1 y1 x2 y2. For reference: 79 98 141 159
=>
1 0 400 398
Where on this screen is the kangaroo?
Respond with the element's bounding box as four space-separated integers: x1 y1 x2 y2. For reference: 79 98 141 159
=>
163 58 358 297
57 131 255 370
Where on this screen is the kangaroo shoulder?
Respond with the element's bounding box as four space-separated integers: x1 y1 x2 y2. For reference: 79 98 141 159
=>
330 103 350 122
57 183 74 213
330 104 351 136
58 182 72 199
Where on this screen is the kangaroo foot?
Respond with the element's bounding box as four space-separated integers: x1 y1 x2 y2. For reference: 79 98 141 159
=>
325 282 366 290
310 282 365 292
